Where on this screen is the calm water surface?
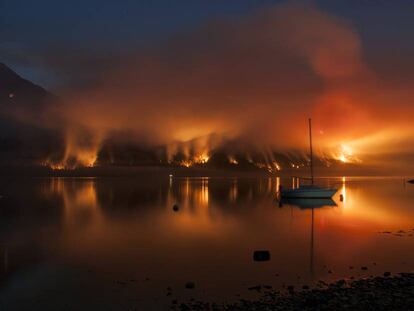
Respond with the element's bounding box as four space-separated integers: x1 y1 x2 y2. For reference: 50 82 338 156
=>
0 176 414 310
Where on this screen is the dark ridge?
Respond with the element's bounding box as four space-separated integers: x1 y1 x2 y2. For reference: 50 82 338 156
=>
0 63 63 165
0 62 57 104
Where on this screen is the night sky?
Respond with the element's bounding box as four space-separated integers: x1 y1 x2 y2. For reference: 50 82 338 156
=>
1 0 414 87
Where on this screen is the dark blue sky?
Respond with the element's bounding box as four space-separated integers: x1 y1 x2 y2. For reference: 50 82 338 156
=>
1 0 413 87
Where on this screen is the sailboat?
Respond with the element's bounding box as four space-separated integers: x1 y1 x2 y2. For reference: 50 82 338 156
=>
280 119 337 199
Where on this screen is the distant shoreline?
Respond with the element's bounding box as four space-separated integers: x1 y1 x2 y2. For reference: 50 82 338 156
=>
0 165 407 178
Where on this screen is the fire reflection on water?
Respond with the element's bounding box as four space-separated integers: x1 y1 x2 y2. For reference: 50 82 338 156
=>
44 177 237 239
164 177 236 235
39 176 414 255
229 179 238 202
41 176 414 236
4 176 414 308
46 178 103 228
341 176 347 205
179 178 209 207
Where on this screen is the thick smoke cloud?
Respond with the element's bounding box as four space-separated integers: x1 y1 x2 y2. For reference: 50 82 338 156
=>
57 4 364 149
6 2 414 171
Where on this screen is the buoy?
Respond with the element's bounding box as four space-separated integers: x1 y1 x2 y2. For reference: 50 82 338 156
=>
172 204 179 212
340 194 344 202
253 250 271 262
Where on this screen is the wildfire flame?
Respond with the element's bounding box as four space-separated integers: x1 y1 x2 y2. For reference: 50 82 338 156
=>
179 152 210 167
333 143 361 164
43 129 101 170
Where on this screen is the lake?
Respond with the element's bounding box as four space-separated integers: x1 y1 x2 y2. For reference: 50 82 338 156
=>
0 176 413 310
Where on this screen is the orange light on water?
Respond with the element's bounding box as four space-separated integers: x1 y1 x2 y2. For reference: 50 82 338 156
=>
341 176 347 204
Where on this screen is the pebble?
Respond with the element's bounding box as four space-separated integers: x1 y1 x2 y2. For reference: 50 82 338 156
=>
248 285 261 292
185 282 195 289
174 273 414 310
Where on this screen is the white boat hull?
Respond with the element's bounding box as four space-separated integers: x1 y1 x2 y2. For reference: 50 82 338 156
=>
280 187 337 199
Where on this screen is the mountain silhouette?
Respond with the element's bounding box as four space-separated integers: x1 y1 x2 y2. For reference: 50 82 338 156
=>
0 63 63 165
0 63 58 114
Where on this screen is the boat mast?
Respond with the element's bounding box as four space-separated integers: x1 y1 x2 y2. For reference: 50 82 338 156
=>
309 118 314 185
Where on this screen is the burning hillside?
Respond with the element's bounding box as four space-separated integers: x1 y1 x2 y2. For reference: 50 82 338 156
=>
2 3 414 174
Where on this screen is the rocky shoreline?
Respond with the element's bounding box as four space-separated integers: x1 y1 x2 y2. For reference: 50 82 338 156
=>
174 273 414 310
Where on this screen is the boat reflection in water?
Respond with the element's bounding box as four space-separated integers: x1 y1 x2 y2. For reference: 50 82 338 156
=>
278 197 337 281
279 198 337 209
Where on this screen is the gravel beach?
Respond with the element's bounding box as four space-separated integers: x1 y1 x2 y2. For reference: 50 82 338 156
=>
174 273 414 310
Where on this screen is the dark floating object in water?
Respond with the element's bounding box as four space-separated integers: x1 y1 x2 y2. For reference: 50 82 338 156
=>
407 179 414 184
185 281 195 289
339 194 344 202
248 285 261 292
253 250 270 261
172 204 179 212
361 266 368 270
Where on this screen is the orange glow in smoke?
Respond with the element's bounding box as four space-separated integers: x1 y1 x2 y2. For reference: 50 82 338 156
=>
333 143 360 164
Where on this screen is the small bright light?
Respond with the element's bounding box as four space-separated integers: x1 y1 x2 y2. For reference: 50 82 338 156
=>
228 156 238 165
